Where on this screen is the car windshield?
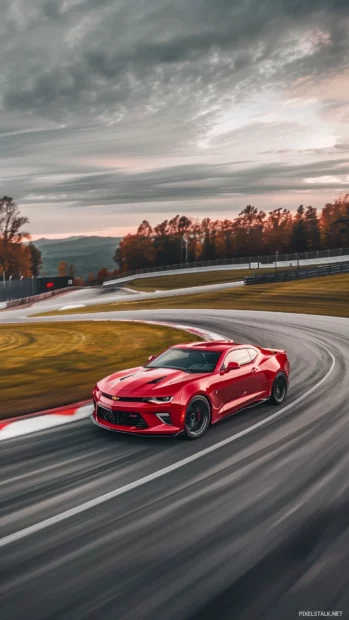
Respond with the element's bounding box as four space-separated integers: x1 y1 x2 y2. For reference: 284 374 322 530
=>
146 348 221 373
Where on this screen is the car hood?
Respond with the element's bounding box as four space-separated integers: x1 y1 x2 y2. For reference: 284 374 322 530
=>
99 366 198 396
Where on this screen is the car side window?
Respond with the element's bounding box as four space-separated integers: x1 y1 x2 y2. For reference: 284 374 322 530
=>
247 348 258 362
223 348 252 367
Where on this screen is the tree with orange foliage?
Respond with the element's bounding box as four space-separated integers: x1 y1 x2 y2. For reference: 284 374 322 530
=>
234 206 266 256
290 206 307 253
264 208 293 254
57 261 68 276
96 267 110 284
0 196 30 278
304 206 321 251
73 276 84 287
28 242 42 276
321 194 349 248
214 219 235 259
115 233 156 271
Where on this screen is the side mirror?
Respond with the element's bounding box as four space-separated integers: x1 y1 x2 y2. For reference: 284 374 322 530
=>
148 355 155 362
225 361 240 372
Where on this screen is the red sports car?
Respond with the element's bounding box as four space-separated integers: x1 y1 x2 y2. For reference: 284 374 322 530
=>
91 340 290 439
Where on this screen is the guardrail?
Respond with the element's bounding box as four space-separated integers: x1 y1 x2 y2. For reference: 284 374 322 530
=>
244 261 349 285
0 287 79 310
107 246 349 282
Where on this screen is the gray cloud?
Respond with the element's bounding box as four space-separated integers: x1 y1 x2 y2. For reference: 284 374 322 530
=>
2 0 349 120
1 0 349 235
17 158 349 210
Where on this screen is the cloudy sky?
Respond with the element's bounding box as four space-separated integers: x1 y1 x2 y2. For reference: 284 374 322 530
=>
1 0 349 238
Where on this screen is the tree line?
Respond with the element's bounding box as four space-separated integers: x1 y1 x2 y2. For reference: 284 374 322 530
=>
115 195 349 272
2 194 349 284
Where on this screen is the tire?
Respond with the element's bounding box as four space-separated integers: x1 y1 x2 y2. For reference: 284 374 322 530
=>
184 395 211 439
270 372 288 405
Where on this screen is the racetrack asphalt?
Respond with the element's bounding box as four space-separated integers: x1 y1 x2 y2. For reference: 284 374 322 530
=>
1 308 349 619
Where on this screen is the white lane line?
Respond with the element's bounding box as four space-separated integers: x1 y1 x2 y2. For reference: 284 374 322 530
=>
0 344 335 549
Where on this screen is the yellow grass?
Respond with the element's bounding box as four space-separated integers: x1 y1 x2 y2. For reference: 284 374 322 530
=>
0 321 201 419
126 264 318 291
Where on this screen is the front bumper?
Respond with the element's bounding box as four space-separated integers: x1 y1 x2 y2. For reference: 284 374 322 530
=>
91 401 182 435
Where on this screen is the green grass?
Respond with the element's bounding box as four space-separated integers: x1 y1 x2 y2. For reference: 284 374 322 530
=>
126 264 326 292
38 273 349 319
0 321 201 419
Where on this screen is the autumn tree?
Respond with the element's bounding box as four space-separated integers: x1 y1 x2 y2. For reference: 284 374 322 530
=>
200 218 216 260
58 260 68 276
8 244 32 278
86 272 97 286
96 267 110 283
321 195 349 248
261 208 291 254
153 215 194 266
115 234 156 271
233 206 266 256
304 206 321 251
28 242 42 276
333 199 349 247
137 220 153 237
0 196 30 277
290 206 307 253
214 219 236 258
73 276 84 287
186 219 203 261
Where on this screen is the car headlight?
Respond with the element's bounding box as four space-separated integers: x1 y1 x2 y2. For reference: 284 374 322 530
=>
93 385 101 399
145 396 173 404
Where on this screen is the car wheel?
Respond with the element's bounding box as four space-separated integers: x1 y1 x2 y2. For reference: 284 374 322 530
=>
270 372 288 405
184 395 211 439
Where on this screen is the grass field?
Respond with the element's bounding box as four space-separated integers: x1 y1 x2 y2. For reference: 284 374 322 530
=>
125 264 325 291
39 274 349 319
0 321 201 419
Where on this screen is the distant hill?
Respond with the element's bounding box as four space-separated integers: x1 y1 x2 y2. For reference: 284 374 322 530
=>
31 236 121 278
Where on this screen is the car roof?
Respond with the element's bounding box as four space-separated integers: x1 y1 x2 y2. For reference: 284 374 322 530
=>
172 341 237 352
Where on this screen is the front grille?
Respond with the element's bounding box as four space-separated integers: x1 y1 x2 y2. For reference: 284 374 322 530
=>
97 405 148 428
101 392 147 402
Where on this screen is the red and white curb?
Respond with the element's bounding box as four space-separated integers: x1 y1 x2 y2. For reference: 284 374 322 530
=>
0 321 227 441
0 402 94 441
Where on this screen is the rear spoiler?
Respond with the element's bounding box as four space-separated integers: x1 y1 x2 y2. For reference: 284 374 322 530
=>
260 347 286 356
